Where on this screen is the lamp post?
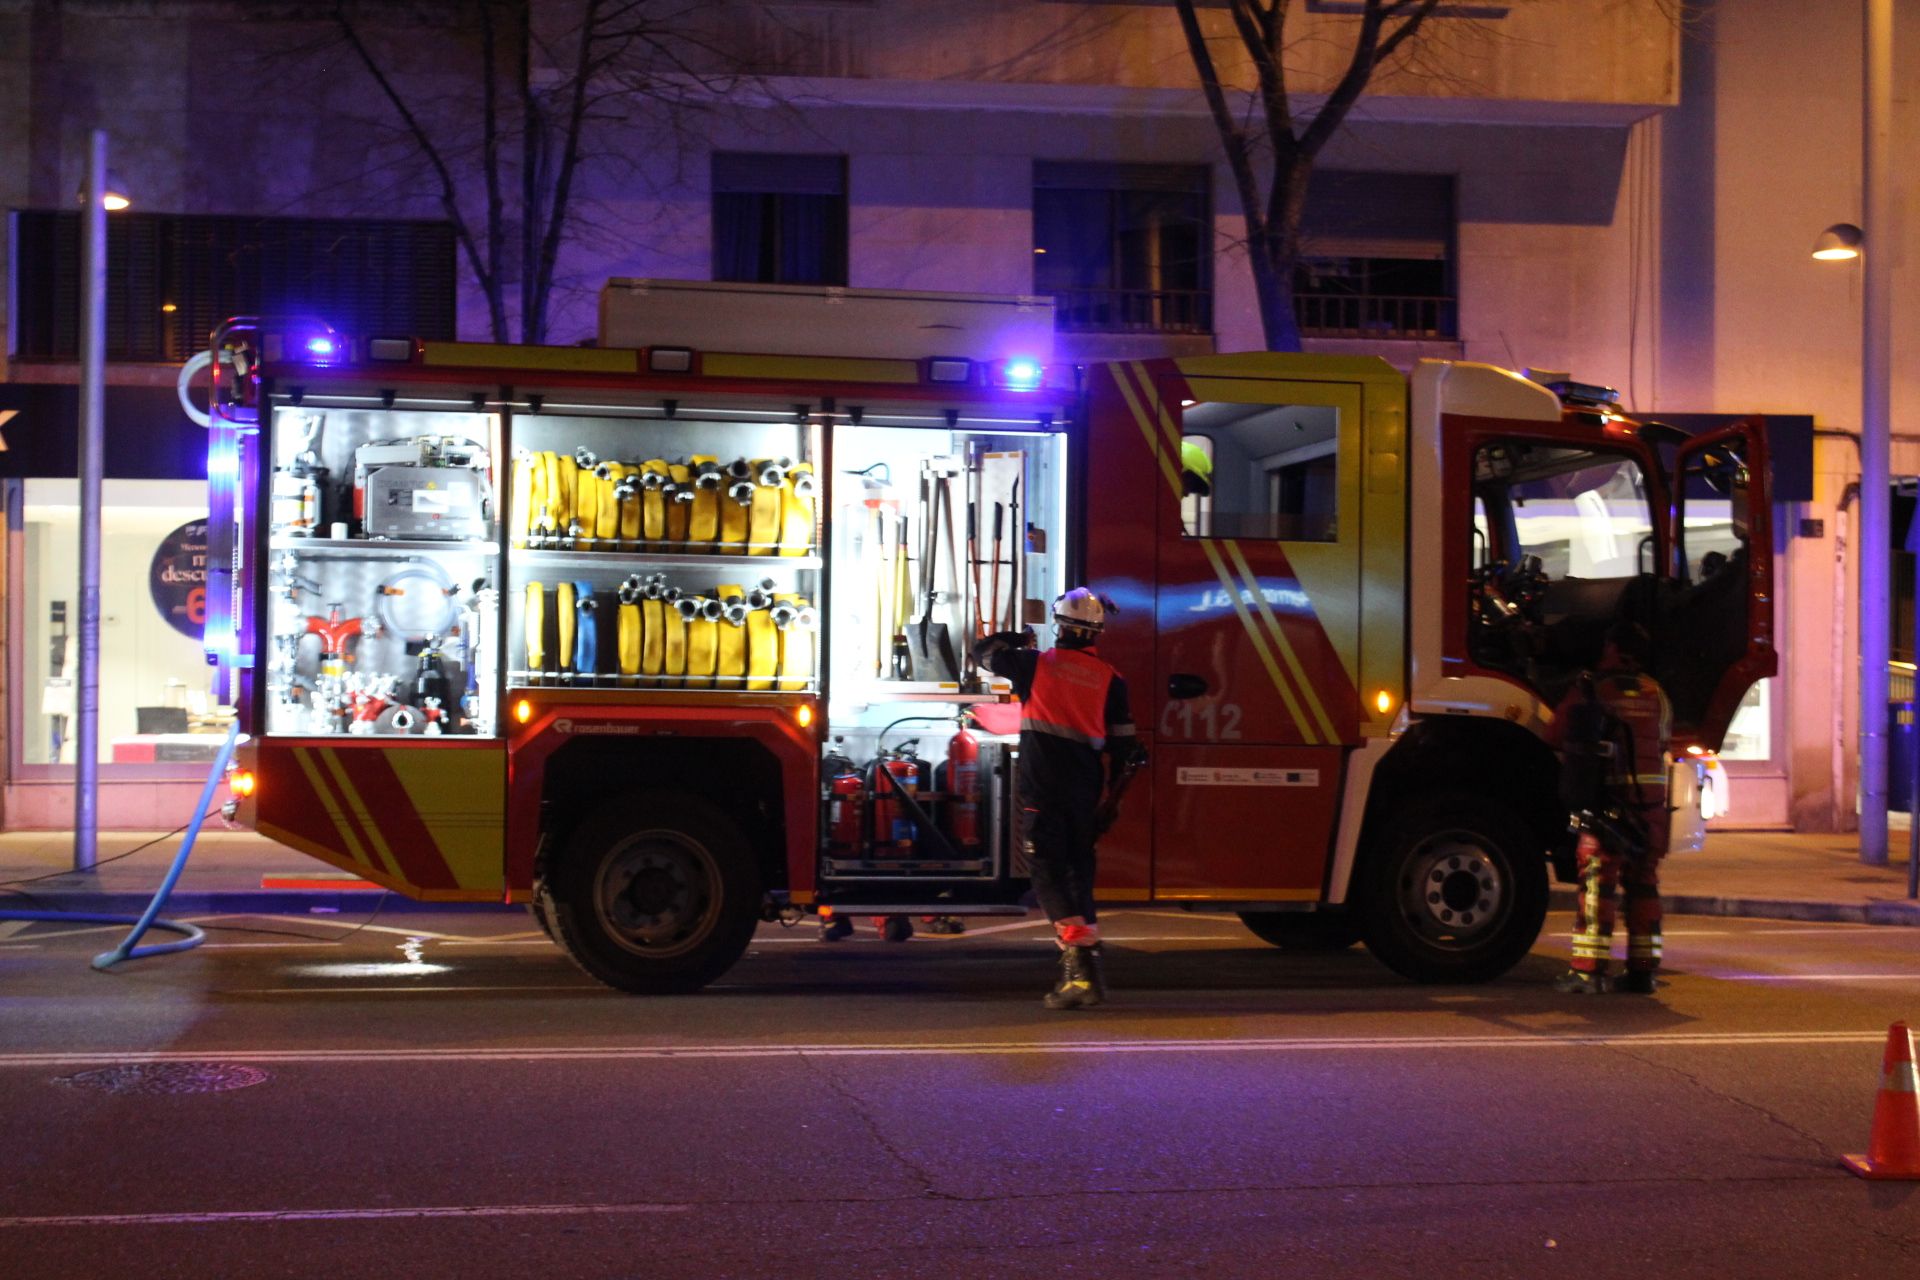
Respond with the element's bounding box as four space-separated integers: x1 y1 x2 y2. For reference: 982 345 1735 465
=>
1815 0 1894 867
73 130 126 873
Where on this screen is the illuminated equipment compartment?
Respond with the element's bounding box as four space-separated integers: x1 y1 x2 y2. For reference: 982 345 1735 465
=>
504 406 819 692
261 403 502 738
818 410 1070 891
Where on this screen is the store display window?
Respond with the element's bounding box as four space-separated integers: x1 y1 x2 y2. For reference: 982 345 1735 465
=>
10 478 236 773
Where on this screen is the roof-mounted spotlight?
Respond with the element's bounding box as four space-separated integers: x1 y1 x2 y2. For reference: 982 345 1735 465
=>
927 357 972 385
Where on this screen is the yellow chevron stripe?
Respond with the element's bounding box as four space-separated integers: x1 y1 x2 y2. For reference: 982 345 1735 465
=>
1223 539 1340 743
291 747 380 874
1111 363 1318 744
318 749 403 881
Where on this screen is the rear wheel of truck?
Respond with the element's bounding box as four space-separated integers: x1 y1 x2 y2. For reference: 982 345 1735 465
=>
1237 911 1362 952
1358 791 1548 984
547 793 762 994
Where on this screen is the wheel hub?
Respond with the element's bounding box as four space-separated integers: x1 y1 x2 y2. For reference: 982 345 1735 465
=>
1399 835 1507 949
593 832 721 958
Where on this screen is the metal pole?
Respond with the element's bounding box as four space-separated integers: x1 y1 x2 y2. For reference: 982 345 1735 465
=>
73 130 109 872
1858 0 1893 865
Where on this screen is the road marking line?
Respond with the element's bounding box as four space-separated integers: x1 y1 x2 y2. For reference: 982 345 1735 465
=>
1716 973 1920 982
0 921 34 940
227 984 599 994
194 916 473 942
0 1201 691 1230
0 1030 1888 1069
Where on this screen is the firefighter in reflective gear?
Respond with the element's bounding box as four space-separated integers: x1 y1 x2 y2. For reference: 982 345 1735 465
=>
1179 440 1213 497
1550 624 1673 996
972 587 1140 1010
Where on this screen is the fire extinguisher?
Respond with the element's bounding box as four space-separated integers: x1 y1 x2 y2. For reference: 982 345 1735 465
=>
869 744 923 848
945 720 980 847
825 746 865 855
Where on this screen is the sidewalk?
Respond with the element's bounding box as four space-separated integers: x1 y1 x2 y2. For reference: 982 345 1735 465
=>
0 828 511 916
3 826 1916 925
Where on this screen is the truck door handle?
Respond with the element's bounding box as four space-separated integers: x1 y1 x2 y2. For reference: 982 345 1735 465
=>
1167 673 1208 700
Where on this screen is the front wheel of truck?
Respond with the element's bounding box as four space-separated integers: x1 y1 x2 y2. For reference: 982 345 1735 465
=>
547 793 762 994
1358 791 1548 984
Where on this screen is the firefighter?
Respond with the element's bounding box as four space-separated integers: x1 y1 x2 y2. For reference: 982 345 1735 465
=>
972 588 1141 1010
1179 440 1213 497
1551 621 1673 996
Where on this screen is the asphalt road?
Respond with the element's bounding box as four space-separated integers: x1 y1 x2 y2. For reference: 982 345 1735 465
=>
2 906 1917 1278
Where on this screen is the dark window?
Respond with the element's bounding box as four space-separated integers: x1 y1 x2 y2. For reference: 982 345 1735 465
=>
712 152 848 286
9 212 456 363
1294 171 1456 340
1034 162 1211 335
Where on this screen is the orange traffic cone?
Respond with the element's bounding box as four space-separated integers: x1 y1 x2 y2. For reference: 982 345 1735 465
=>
1842 1021 1920 1180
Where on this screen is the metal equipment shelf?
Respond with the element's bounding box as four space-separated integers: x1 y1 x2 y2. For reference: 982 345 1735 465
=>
512 549 821 570
270 536 499 556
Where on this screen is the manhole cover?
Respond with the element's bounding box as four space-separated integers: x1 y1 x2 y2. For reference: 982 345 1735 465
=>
55 1063 269 1095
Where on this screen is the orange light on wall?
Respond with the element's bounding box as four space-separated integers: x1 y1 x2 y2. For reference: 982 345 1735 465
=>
1372 689 1396 716
229 770 257 798
796 705 814 728
514 699 533 724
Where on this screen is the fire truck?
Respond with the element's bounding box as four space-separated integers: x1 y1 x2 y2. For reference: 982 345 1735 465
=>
204 281 1774 993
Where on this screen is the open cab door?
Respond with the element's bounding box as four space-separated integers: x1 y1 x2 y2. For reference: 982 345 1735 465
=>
1660 419 1777 750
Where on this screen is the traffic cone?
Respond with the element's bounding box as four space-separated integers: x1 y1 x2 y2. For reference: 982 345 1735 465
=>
1842 1021 1920 1180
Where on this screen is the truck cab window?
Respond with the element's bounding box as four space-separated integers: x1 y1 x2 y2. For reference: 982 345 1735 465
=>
1180 401 1338 542
1467 442 1653 697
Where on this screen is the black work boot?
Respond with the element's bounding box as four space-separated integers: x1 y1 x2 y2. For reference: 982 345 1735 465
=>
1553 967 1612 995
1043 944 1105 1010
819 913 853 942
1615 969 1661 995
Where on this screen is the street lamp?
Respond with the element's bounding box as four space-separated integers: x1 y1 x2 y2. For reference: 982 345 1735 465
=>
73 131 127 873
1811 223 1863 261
1813 0 1894 869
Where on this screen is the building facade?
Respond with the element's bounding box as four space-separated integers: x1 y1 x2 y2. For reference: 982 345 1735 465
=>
2 0 1913 829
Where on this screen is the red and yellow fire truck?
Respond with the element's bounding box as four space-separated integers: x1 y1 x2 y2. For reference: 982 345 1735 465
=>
204 281 1773 992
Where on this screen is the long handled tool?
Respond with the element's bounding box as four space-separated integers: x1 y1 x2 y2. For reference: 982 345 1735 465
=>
988 501 1004 641
967 499 983 640
1005 477 1021 630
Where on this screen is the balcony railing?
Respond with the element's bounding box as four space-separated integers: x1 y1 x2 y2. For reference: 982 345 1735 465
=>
1296 292 1457 340
1048 287 1213 335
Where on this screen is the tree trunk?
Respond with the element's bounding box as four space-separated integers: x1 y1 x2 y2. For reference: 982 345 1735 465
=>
1248 234 1304 353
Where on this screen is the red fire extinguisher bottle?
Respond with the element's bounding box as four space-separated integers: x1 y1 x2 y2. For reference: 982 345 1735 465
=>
827 759 866 856
947 721 980 847
871 749 921 848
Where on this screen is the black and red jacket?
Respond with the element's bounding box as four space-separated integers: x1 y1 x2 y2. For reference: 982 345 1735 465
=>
974 633 1136 808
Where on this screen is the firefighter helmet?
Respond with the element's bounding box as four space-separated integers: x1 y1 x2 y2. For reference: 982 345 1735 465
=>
1052 587 1108 640
1180 440 1213 497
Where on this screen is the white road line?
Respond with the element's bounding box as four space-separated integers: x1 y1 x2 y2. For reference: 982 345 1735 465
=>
0 1201 691 1230
0 1029 1887 1069
228 984 598 995
1717 973 1919 982
195 916 475 942
0 921 34 940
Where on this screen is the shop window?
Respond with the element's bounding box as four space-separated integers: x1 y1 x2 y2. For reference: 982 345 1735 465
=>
1034 162 1212 335
712 152 849 286
1295 171 1456 340
14 479 235 771
1179 401 1338 542
8 212 456 364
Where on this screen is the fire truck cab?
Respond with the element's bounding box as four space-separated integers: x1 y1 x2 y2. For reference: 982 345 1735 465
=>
208 283 1774 993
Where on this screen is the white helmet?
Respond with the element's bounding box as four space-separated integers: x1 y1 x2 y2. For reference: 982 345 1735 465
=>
1052 587 1108 639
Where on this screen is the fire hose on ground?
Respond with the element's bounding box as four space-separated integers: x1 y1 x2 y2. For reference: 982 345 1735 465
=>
0 721 239 968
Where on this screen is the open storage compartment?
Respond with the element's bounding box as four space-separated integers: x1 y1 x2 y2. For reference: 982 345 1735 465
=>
504 402 820 692
262 402 502 737
819 410 1070 891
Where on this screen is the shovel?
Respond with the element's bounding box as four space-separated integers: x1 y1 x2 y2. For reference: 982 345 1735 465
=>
907 468 958 681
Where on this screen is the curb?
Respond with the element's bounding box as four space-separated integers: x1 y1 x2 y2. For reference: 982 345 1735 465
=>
1549 887 1920 927
0 890 522 917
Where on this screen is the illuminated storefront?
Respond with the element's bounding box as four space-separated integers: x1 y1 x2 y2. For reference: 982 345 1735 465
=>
2 384 230 828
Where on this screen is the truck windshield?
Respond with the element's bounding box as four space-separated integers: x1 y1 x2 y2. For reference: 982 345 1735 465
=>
1468 443 1653 696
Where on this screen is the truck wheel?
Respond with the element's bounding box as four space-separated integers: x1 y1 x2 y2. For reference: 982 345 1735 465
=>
1358 791 1548 984
546 793 762 994
1237 911 1362 952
